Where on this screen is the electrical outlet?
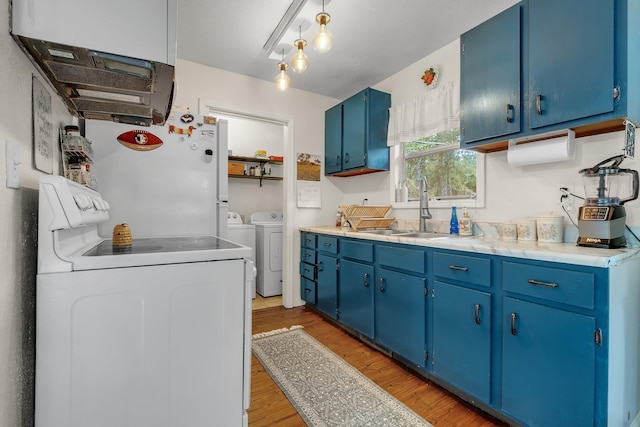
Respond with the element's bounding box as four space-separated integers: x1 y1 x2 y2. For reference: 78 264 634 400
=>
557 182 575 211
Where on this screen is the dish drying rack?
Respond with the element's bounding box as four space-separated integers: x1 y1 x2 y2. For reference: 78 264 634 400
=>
339 205 395 231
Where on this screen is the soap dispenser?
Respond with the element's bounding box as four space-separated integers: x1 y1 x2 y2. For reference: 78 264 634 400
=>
459 208 473 236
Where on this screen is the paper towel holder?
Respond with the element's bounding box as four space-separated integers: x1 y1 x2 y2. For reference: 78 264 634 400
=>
507 129 576 166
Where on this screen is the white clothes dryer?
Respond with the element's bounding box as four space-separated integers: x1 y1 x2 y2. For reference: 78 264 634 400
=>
249 211 283 297
227 212 256 298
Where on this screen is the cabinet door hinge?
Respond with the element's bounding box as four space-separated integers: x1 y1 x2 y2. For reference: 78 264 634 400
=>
336 260 340 271
336 307 341 318
595 328 603 346
424 285 428 297
461 43 465 54
425 351 429 361
613 86 621 101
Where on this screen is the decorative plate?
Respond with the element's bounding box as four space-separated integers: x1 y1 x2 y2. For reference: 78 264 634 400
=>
421 66 439 89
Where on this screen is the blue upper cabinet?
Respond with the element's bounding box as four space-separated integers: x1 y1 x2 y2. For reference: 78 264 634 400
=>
460 4 522 145
324 87 391 177
461 0 638 150
527 0 614 129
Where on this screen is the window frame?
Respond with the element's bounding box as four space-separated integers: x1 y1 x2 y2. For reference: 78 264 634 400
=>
390 139 485 210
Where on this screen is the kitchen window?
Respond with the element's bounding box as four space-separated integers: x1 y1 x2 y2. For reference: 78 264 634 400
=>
395 129 485 208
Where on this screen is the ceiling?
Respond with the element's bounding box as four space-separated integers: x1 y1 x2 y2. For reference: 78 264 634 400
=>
177 0 518 100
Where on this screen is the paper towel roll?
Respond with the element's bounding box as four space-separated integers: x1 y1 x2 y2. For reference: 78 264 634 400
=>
507 130 575 166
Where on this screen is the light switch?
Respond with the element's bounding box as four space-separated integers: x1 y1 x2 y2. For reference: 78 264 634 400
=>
5 140 21 189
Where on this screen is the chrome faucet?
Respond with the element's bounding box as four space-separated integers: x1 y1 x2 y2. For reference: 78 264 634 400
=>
419 176 432 231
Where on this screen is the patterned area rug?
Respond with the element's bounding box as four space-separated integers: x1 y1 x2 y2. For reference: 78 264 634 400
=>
252 326 434 427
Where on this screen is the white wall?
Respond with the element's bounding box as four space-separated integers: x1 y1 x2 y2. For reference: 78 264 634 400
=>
175 59 341 307
0 0 74 424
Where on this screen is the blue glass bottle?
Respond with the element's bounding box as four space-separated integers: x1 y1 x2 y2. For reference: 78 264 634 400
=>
449 205 459 235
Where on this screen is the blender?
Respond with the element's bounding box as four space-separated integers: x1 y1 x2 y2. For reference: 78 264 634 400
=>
577 155 639 248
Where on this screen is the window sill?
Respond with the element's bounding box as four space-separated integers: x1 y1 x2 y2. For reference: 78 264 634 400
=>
392 199 484 209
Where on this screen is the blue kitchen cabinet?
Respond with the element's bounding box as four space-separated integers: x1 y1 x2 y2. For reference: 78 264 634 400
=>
375 267 426 368
502 297 596 427
431 283 492 403
462 0 637 150
339 259 375 339
324 104 343 175
324 88 391 177
460 4 521 145
299 232 317 304
316 253 338 318
527 0 614 129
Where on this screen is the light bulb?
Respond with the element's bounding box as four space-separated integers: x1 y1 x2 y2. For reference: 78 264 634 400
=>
291 40 309 73
274 62 291 91
313 13 333 53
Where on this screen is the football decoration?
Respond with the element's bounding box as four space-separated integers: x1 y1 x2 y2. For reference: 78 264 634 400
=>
117 130 163 151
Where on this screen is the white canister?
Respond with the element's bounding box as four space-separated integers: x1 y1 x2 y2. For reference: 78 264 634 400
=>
516 218 537 241
501 223 517 240
536 213 564 243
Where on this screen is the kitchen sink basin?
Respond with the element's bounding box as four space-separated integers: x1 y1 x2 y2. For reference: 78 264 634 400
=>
357 229 446 239
358 229 408 235
397 231 447 239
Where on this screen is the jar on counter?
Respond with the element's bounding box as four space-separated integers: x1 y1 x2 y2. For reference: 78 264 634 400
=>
536 213 564 243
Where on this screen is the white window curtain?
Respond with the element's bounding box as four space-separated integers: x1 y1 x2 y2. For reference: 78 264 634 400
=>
387 80 460 147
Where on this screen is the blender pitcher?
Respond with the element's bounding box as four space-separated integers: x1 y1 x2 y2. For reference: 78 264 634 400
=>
579 155 639 206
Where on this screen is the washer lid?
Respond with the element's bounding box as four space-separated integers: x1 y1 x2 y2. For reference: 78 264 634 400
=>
249 211 283 224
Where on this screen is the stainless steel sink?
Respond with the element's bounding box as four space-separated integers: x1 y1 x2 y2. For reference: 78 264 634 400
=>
357 229 407 235
397 231 447 239
358 229 446 239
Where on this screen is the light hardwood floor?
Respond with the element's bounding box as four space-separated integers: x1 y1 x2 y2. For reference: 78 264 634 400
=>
249 305 508 427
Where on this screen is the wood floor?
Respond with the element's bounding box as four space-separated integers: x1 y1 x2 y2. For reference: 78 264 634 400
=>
249 305 509 427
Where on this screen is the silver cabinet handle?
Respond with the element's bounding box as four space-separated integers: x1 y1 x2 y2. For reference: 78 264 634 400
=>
536 94 543 115
317 261 324 272
323 242 332 247
379 277 385 293
528 279 559 288
335 155 340 166
475 304 481 325
448 265 469 272
344 152 350 164
511 312 518 336
363 273 370 287
506 104 514 123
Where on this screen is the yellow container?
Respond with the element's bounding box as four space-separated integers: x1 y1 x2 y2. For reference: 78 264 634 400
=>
228 161 245 175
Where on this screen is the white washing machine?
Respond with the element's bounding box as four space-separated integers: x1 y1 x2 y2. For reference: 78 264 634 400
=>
227 212 256 298
250 211 283 297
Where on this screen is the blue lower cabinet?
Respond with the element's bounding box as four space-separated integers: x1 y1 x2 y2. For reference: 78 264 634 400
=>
316 253 338 319
375 267 426 367
502 297 596 427
338 259 374 339
432 281 491 403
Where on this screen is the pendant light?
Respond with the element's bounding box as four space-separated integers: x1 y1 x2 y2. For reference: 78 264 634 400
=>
291 25 309 73
274 49 291 91
313 0 333 53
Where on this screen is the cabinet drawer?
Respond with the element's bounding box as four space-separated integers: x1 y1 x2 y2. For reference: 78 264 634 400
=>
301 277 317 305
433 252 491 287
503 262 595 309
341 239 374 263
377 245 426 274
299 261 316 281
301 247 317 264
317 235 338 254
301 232 317 249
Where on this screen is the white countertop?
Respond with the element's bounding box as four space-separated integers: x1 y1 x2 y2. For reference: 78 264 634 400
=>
300 226 640 268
